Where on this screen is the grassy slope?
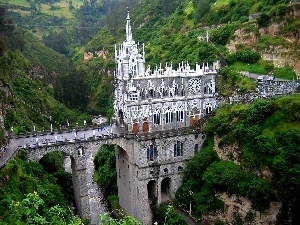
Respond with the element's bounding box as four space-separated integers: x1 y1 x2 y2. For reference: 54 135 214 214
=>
3 0 83 17
0 0 82 38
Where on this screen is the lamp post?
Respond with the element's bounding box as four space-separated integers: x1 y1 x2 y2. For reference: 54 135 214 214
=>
49 116 52 133
189 190 193 216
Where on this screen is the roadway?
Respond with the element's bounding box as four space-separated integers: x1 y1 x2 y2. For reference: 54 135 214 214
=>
0 124 123 168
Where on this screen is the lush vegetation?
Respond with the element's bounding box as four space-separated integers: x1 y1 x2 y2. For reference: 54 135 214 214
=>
176 95 300 222
1 50 91 133
1 0 300 224
175 94 300 222
100 212 141 225
93 145 118 208
217 67 256 96
0 151 79 224
1 191 82 225
153 204 187 225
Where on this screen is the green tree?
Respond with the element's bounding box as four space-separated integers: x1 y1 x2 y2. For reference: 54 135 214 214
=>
54 63 91 111
94 145 117 197
154 204 186 225
210 24 237 45
193 0 211 22
3 192 82 225
257 13 271 27
100 212 141 225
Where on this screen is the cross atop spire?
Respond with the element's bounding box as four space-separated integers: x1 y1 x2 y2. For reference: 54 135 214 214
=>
126 7 133 42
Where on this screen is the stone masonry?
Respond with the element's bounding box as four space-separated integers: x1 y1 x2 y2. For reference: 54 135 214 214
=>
26 128 206 224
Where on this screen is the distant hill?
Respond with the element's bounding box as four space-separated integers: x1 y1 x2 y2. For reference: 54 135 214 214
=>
126 0 299 78
0 8 90 136
0 0 140 56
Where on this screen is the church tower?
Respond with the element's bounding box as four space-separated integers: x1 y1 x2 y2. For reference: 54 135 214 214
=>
114 11 219 134
113 10 220 225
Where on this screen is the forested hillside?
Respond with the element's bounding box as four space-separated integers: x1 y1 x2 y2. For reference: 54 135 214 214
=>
1 0 140 56
0 0 300 224
0 150 84 224
175 94 300 224
0 7 91 136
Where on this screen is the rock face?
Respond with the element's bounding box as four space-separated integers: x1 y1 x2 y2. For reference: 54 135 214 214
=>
226 4 300 78
205 193 282 225
0 80 13 146
214 134 241 165
83 50 108 60
209 133 286 225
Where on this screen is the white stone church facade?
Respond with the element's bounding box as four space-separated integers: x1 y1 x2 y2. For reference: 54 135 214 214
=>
114 11 219 134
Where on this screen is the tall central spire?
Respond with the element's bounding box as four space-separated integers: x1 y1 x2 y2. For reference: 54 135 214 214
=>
126 7 133 42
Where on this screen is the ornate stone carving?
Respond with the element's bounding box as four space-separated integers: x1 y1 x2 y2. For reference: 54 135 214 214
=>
188 78 202 95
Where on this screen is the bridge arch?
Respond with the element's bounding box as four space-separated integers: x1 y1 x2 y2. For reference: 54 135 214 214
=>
147 180 157 205
161 177 171 203
26 144 80 162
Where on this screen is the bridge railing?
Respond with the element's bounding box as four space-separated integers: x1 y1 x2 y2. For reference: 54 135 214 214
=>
15 126 203 151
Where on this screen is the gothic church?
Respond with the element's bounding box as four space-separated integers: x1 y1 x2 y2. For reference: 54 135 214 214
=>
114 11 219 133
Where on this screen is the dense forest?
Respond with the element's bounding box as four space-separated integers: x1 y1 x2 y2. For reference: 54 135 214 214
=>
0 0 300 224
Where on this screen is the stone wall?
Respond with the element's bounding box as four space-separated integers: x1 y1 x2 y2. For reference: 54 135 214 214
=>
126 132 206 224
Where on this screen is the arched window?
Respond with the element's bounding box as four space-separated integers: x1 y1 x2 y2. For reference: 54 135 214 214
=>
165 106 174 124
174 141 183 157
194 144 199 154
153 113 161 125
149 88 154 98
176 110 184 122
147 145 157 162
165 111 174 124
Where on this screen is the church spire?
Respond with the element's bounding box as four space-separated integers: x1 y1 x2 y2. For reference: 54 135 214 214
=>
126 7 132 42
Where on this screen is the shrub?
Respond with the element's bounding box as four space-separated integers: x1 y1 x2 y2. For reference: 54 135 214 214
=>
235 49 260 64
154 204 187 225
269 4 288 17
257 12 271 27
210 24 238 46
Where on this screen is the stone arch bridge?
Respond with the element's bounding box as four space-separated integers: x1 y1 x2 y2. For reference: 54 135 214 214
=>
19 126 207 225
2 80 299 224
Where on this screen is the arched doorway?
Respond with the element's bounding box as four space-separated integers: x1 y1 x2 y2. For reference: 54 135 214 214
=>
118 109 124 127
161 177 171 203
132 119 139 134
147 180 157 207
142 117 149 133
147 180 156 199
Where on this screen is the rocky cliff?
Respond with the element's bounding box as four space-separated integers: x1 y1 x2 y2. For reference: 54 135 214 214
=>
226 3 300 79
208 134 287 225
0 79 13 145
